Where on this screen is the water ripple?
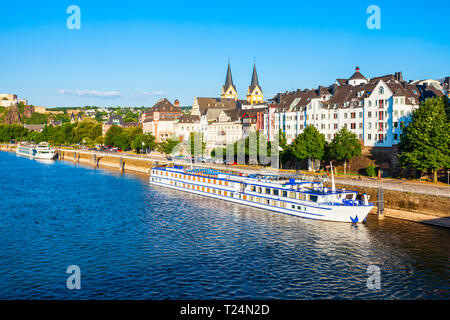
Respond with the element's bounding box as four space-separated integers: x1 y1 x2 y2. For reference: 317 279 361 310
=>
0 151 449 299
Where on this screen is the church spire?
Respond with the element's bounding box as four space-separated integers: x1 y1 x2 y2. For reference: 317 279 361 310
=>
221 60 237 100
224 61 234 88
250 63 259 88
247 62 263 104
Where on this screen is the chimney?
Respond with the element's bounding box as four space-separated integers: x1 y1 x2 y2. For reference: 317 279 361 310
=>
276 93 282 104
318 85 323 94
395 72 403 82
446 77 450 90
174 99 180 107
331 83 338 95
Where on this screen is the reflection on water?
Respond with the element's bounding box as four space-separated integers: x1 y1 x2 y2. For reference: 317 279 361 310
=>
0 151 449 299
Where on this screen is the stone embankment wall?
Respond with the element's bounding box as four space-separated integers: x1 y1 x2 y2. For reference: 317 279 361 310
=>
336 184 449 219
57 150 154 175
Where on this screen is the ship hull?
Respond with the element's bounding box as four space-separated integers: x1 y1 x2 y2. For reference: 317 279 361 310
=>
149 179 373 223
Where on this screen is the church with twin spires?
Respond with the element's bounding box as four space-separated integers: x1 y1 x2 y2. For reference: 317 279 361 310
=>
191 61 265 118
220 61 264 104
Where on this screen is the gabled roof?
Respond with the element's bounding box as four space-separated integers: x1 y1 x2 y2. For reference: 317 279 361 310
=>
106 115 124 125
349 66 367 81
178 114 200 123
195 97 238 116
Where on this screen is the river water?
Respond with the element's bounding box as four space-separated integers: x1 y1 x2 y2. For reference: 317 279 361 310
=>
0 151 448 299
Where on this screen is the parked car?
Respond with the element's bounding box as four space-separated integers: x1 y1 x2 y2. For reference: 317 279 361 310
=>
196 156 207 163
214 158 224 164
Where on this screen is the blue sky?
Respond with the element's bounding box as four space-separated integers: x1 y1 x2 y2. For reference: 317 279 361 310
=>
1 0 449 108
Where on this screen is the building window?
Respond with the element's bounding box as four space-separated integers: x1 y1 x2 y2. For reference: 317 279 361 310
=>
379 86 384 94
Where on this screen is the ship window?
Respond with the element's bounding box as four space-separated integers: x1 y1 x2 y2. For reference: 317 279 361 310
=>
297 205 301 210
243 195 247 200
224 181 228 186
310 195 318 202
265 188 271 194
251 186 256 192
257 187 262 193
219 181 222 185
292 205 295 209
273 189 279 196
218 190 221 195
208 179 211 183
289 192 296 199
282 191 288 197
265 199 270 205
202 187 205 191
273 200 278 206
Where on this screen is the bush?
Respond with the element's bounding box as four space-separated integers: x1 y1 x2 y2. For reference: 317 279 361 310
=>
365 164 377 177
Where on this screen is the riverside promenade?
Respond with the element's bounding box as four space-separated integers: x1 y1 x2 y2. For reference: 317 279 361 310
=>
1 144 449 227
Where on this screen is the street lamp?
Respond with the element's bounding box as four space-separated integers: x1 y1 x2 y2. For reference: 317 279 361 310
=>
447 170 449 187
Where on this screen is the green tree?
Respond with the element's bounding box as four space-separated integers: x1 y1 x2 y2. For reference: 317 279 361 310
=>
158 139 180 155
132 133 156 153
113 133 130 151
27 130 44 143
444 97 450 121
399 97 450 182
365 164 377 177
88 123 102 142
0 124 29 142
327 127 362 176
291 125 326 167
94 135 104 146
123 126 143 147
104 125 123 146
24 113 48 125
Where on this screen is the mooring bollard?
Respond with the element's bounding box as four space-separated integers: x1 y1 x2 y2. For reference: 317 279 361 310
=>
118 157 125 173
377 187 384 220
92 154 97 167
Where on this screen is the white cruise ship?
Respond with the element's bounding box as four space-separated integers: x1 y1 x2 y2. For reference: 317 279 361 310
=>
149 165 374 223
16 142 57 160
